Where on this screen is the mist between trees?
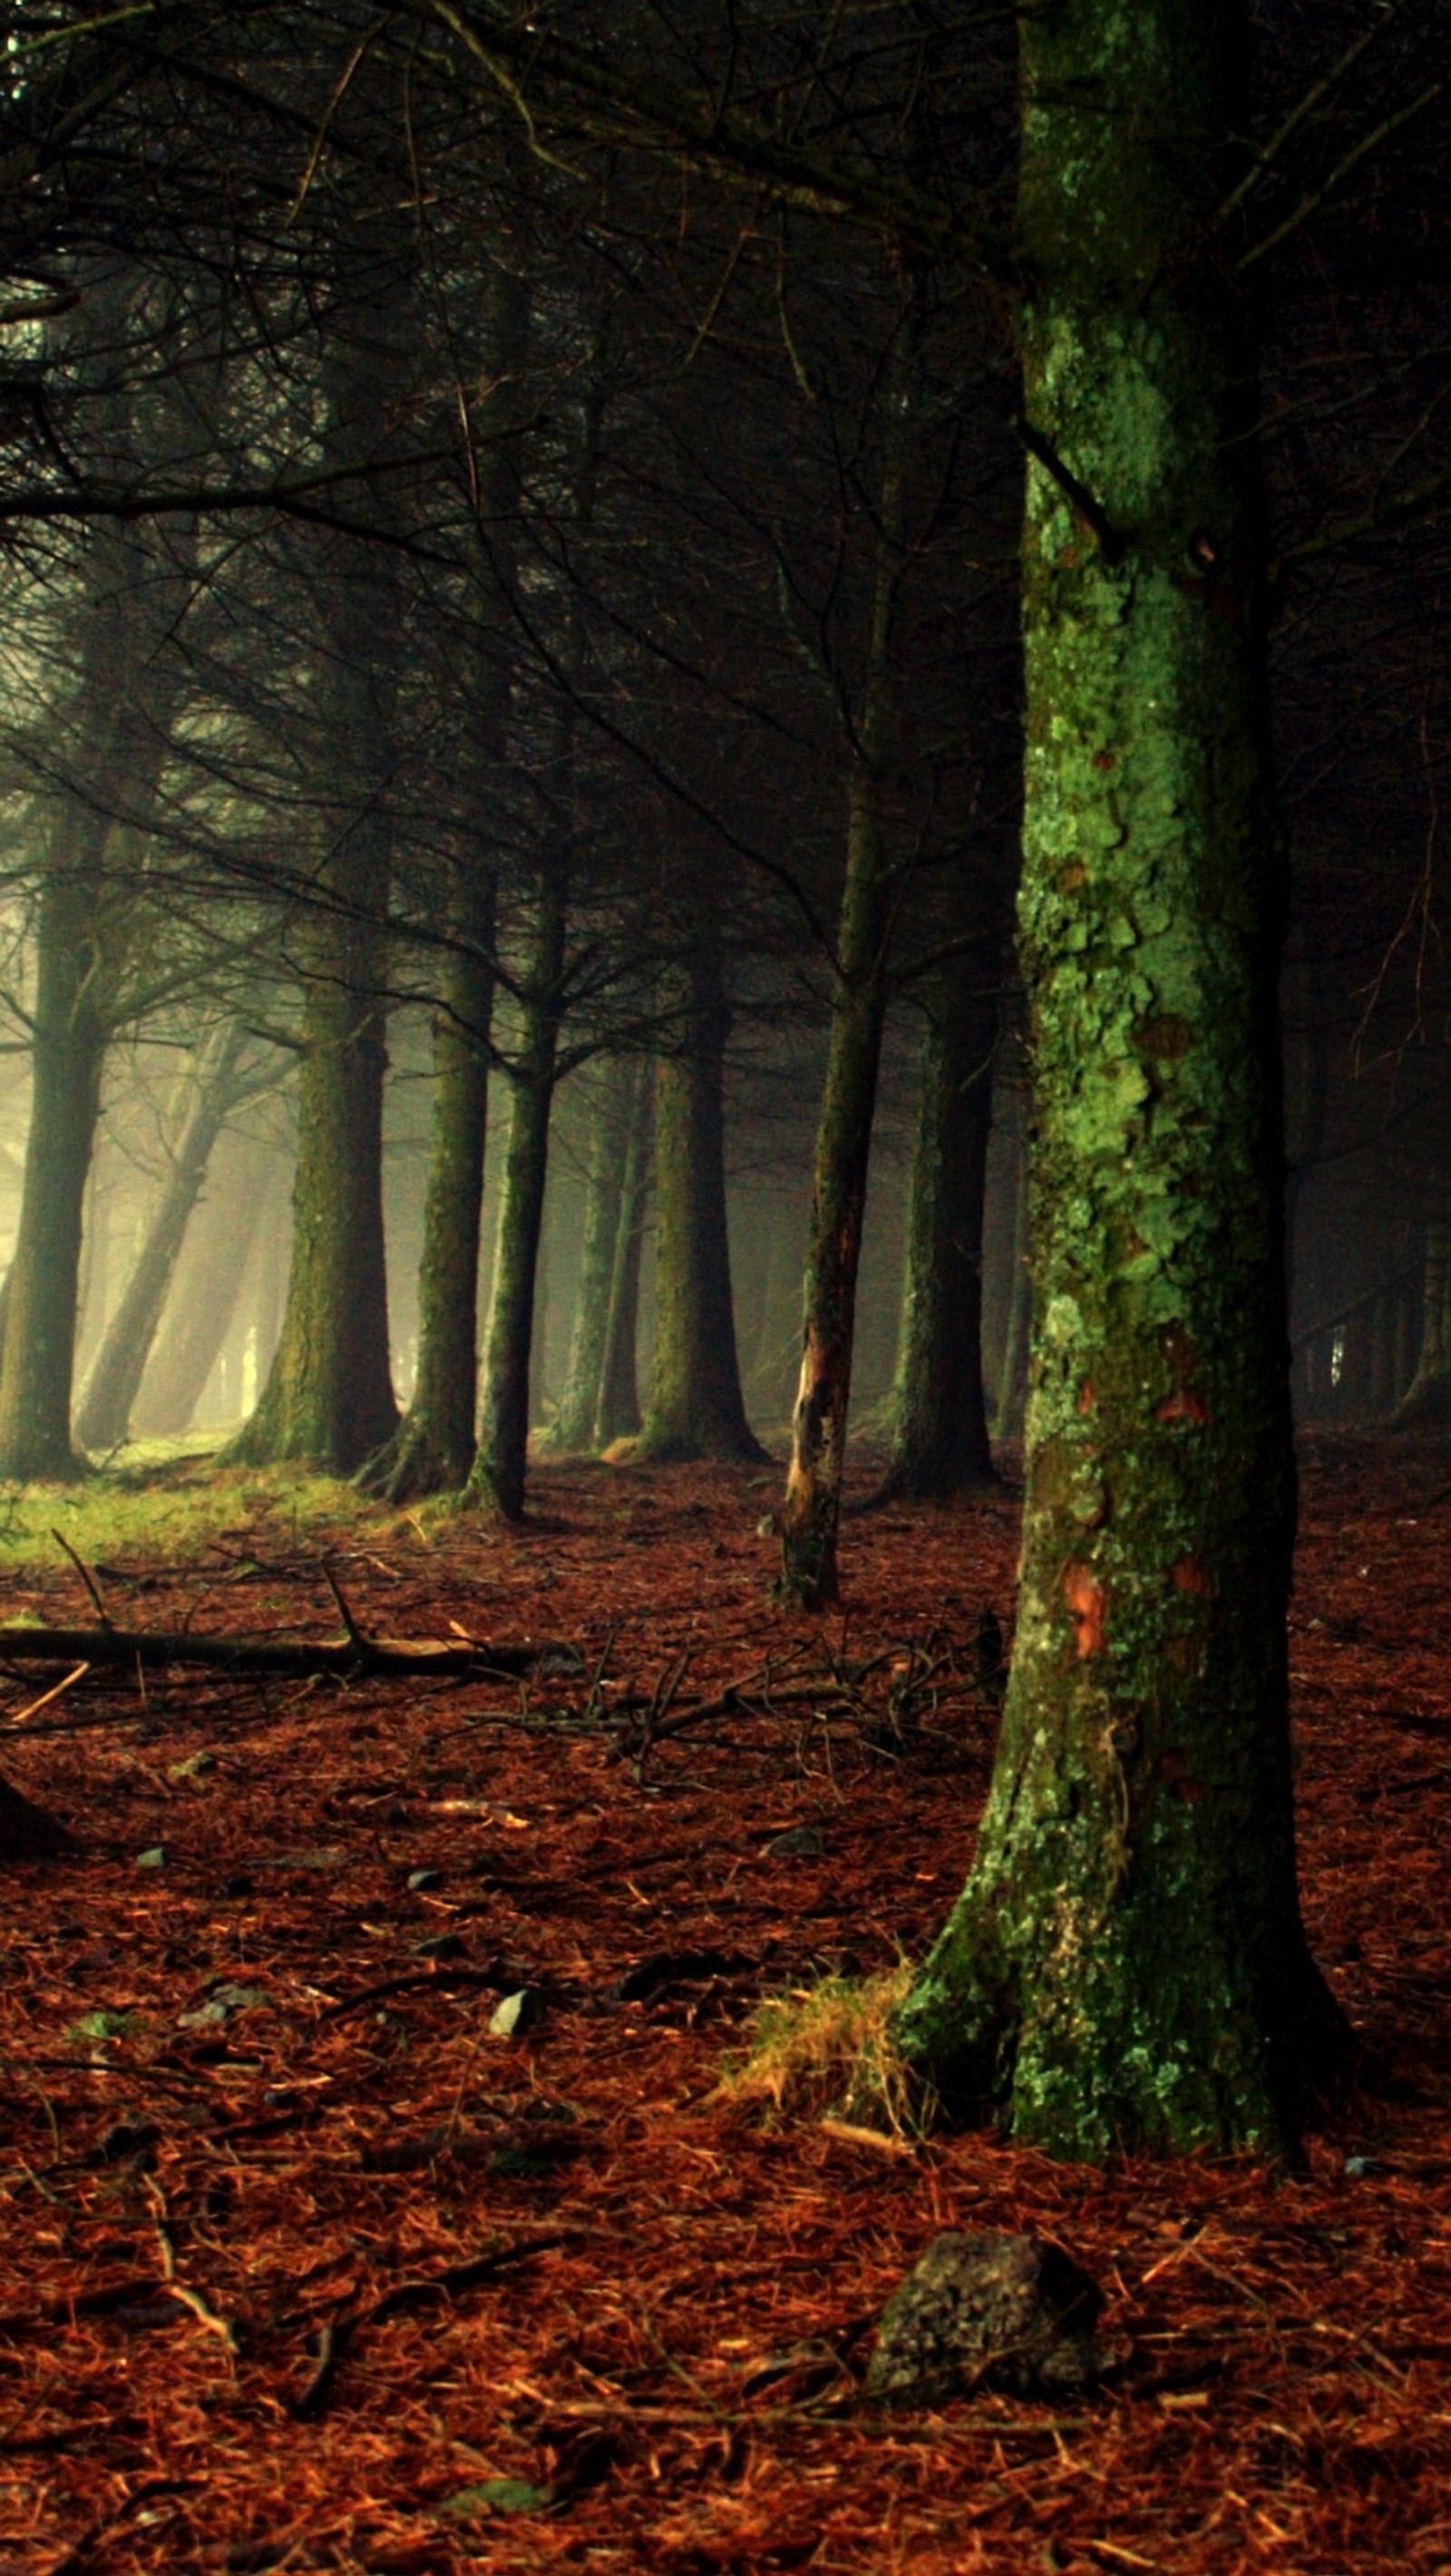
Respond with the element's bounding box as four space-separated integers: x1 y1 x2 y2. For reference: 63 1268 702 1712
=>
0 0 1447 2159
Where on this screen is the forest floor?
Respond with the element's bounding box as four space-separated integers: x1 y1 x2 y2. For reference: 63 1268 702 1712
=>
1 1437 1449 2575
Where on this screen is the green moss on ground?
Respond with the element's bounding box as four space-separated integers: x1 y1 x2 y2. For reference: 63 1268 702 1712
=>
0 1439 388 1569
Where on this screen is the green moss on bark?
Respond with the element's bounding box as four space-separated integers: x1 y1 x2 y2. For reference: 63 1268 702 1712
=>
898 0 1344 2159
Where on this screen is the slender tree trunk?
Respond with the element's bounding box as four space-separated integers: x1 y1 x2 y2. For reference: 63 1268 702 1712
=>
75 1023 252 1451
776 298 923 1605
639 923 764 1465
898 0 1341 2157
135 1139 270 1436
359 886 496 1500
0 874 104 1480
882 944 998 1498
595 1059 649 1449
550 1056 635 1454
465 865 568 1521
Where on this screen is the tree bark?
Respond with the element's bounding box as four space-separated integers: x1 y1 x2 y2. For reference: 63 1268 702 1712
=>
994 1143 1031 1440
898 0 1341 2158
0 873 105 1480
595 1059 650 1449
550 1056 635 1454
359 884 497 1501
74 1022 253 1451
464 864 568 1521
0 518 189 1484
638 922 763 1465
882 942 998 1497
133 1137 270 1437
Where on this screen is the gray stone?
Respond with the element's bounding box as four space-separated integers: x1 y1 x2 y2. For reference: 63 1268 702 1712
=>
407 1868 443 1892
489 1986 545 2039
866 2230 1105 2405
761 1824 824 1860
135 1844 168 1870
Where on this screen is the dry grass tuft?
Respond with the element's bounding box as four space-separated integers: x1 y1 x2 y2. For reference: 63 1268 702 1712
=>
717 1964 926 2136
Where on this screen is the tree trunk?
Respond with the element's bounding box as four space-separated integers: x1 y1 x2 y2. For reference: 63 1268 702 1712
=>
638 925 764 1465
359 888 497 1501
595 1059 650 1449
0 873 105 1480
75 1022 252 1452
464 865 567 1521
776 295 923 1605
134 1138 271 1436
226 923 397 1474
0 515 190 1485
550 1056 635 1454
1395 1217 1451 1426
898 0 1341 2158
882 943 998 1497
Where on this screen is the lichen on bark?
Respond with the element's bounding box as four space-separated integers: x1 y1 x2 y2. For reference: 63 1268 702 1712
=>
897 0 1344 2158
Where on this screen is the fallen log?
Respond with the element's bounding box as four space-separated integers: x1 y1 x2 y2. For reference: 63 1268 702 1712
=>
0 1623 573 1683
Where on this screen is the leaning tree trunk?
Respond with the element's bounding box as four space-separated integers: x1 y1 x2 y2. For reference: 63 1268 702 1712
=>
0 873 105 1481
464 864 568 1522
638 923 763 1465
595 1059 650 1449
882 942 998 1498
897 0 1342 2159
75 1021 252 1452
550 1055 635 1454
134 1139 270 1437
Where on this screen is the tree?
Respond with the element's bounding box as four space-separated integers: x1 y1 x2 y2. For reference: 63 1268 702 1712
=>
896 0 1344 2156
74 1020 266 1450
882 933 998 1499
638 903 763 1464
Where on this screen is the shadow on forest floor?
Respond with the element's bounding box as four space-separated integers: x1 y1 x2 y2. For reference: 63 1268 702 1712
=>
0 1437 1447 2572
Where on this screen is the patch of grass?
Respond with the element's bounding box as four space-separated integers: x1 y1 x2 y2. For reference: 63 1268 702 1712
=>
0 1445 391 1573
717 1963 924 2136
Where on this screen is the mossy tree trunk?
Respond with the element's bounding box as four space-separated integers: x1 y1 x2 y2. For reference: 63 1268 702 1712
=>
638 921 762 1465
75 1020 255 1451
0 874 106 1481
595 1058 650 1448
225 870 397 1475
550 1054 636 1454
0 519 188 1484
898 0 1340 2158
777 294 922 1605
883 941 998 1498
994 1143 1031 1439
464 863 568 1521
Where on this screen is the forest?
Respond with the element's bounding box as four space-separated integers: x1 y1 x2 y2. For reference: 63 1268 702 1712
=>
0 2 1449 2569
